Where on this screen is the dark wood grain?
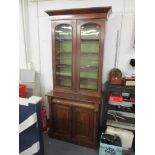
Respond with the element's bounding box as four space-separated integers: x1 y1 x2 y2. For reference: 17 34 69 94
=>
46 7 112 148
46 7 112 20
51 103 72 138
72 107 94 144
48 96 99 148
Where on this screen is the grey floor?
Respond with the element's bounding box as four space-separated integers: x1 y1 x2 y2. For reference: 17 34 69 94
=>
43 135 98 155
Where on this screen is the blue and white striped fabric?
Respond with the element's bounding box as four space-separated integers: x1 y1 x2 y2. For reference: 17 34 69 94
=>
19 96 44 155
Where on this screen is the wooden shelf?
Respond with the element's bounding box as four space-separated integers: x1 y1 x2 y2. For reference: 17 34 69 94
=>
56 64 71 68
80 65 98 70
56 38 72 41
81 39 99 42
80 85 97 90
56 57 71 60
80 57 98 61
80 77 97 83
56 74 72 80
56 73 72 79
80 52 98 55
57 52 72 55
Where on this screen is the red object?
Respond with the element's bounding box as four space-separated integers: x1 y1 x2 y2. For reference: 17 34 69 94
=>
109 95 123 102
41 107 47 132
130 97 135 103
96 24 100 29
19 84 26 97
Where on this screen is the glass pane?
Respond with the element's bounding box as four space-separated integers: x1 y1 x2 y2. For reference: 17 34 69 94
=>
80 23 100 90
55 24 72 87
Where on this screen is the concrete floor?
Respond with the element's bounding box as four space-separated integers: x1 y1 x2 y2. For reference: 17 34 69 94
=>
43 135 98 155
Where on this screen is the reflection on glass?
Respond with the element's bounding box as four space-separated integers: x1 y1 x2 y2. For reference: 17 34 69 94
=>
80 23 100 90
55 24 72 87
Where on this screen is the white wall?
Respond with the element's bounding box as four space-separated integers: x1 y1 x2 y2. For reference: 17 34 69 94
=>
19 0 29 69
19 1 27 69
20 0 135 106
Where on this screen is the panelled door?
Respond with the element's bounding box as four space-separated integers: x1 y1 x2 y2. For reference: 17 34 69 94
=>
72 107 94 144
51 103 72 138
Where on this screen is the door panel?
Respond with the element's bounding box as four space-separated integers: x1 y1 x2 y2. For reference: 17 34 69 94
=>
55 24 72 88
72 107 94 143
52 20 76 90
51 103 72 137
76 19 105 92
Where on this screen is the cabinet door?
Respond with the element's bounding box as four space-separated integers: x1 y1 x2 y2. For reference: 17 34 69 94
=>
52 20 76 89
51 103 72 138
72 107 94 144
76 19 105 92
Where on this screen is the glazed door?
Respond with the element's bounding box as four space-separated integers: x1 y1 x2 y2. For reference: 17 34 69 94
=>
52 20 76 90
76 19 105 92
51 103 72 138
